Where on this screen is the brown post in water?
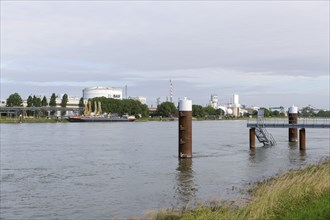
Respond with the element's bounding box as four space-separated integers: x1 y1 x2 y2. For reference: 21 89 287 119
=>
250 128 256 149
288 105 298 142
178 97 192 158
299 128 306 150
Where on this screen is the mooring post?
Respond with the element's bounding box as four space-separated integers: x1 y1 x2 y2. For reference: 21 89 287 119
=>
299 128 306 150
288 105 298 142
178 97 192 158
249 128 256 149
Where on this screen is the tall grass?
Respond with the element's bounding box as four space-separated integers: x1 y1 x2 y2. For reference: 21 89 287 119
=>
147 160 330 220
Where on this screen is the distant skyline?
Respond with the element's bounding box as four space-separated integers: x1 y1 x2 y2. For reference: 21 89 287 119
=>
1 1 329 109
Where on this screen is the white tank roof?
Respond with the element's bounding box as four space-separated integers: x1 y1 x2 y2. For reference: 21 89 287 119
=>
288 105 298 114
179 97 192 111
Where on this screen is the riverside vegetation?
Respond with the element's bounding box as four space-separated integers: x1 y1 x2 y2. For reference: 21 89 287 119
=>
145 159 330 220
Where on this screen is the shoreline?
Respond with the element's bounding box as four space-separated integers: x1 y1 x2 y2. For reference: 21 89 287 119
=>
144 159 330 220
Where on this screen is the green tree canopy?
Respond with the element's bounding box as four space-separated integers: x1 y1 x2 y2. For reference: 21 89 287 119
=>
41 96 48 106
78 97 84 108
61 94 68 107
27 95 33 107
33 95 42 107
192 104 205 117
6 93 23 107
49 93 57 107
203 106 216 116
316 110 330 117
156 102 177 117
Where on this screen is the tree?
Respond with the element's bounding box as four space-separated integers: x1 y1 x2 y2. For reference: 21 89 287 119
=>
33 95 41 107
204 106 216 116
6 93 23 107
61 94 68 107
49 93 57 107
61 94 68 116
49 93 57 116
27 95 33 107
156 102 177 117
192 105 205 117
41 96 48 106
78 97 84 108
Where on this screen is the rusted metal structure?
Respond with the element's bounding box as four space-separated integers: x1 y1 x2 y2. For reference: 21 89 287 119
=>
178 97 192 158
288 105 298 142
299 128 306 150
249 128 256 148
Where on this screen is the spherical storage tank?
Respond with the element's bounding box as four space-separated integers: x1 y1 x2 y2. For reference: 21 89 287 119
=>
83 87 123 100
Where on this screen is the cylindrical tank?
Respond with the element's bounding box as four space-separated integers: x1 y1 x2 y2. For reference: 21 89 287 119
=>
178 97 192 158
288 105 298 142
83 87 122 100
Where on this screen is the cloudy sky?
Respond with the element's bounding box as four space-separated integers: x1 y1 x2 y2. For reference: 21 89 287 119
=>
1 1 329 109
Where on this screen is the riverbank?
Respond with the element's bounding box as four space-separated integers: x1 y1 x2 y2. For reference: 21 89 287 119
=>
146 159 330 220
0 117 68 123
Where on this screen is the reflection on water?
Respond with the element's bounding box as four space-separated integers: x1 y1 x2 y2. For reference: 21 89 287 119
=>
174 159 198 205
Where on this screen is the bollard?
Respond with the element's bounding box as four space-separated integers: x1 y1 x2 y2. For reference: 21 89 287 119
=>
249 128 256 149
299 128 306 150
288 105 298 142
178 97 192 158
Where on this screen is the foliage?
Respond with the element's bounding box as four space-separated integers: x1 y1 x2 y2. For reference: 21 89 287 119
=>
301 106 316 117
203 106 216 116
49 93 57 116
33 95 41 107
78 97 85 108
60 94 68 107
92 97 149 118
192 105 205 117
6 93 23 107
149 160 330 220
316 110 330 117
49 93 57 107
27 95 33 107
41 96 48 106
156 102 177 117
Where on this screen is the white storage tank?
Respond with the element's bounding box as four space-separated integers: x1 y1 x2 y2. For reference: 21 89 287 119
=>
83 86 123 100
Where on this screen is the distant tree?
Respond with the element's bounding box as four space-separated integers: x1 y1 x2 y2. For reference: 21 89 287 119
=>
6 93 23 107
317 110 330 117
27 95 33 107
41 96 48 106
301 106 316 117
78 97 84 108
203 106 216 116
49 93 57 107
272 110 280 117
192 104 205 117
61 94 68 107
49 93 57 116
41 96 48 117
216 108 225 116
61 94 68 116
33 95 41 107
156 102 177 117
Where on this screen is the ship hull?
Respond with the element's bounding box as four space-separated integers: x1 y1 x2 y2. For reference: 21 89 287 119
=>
68 116 135 122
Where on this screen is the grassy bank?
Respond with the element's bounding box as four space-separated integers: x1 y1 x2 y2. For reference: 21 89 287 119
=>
147 160 330 220
0 117 68 123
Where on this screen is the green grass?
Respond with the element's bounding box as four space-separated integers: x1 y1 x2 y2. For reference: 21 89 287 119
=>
145 160 330 220
0 117 68 123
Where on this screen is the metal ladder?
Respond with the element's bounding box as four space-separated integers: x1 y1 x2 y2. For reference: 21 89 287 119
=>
256 119 276 146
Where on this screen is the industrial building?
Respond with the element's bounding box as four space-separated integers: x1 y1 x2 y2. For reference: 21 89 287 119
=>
83 86 122 100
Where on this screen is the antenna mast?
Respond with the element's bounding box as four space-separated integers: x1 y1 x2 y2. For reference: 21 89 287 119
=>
169 80 173 102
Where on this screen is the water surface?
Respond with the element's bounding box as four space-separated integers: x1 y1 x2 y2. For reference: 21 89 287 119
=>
1 121 329 219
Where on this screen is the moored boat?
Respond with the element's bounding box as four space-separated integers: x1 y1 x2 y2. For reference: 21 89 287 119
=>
68 115 136 122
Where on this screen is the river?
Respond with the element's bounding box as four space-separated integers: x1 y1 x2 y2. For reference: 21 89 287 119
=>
1 121 329 219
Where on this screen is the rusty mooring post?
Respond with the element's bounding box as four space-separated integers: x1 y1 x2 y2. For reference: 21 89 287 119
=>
299 128 306 150
288 105 298 142
178 97 192 158
249 128 256 149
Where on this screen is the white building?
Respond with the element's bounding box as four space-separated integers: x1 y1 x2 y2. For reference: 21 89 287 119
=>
209 94 218 109
83 86 123 100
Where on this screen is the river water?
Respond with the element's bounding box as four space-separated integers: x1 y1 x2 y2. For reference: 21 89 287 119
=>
1 121 329 219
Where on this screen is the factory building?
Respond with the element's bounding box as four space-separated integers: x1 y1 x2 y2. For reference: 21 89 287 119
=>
83 86 122 100
209 94 218 109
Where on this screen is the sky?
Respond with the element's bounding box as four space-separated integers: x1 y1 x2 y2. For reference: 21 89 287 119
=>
1 1 329 109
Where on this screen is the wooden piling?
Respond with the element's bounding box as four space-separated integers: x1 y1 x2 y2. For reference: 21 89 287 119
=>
299 128 306 150
250 128 256 149
178 97 192 158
